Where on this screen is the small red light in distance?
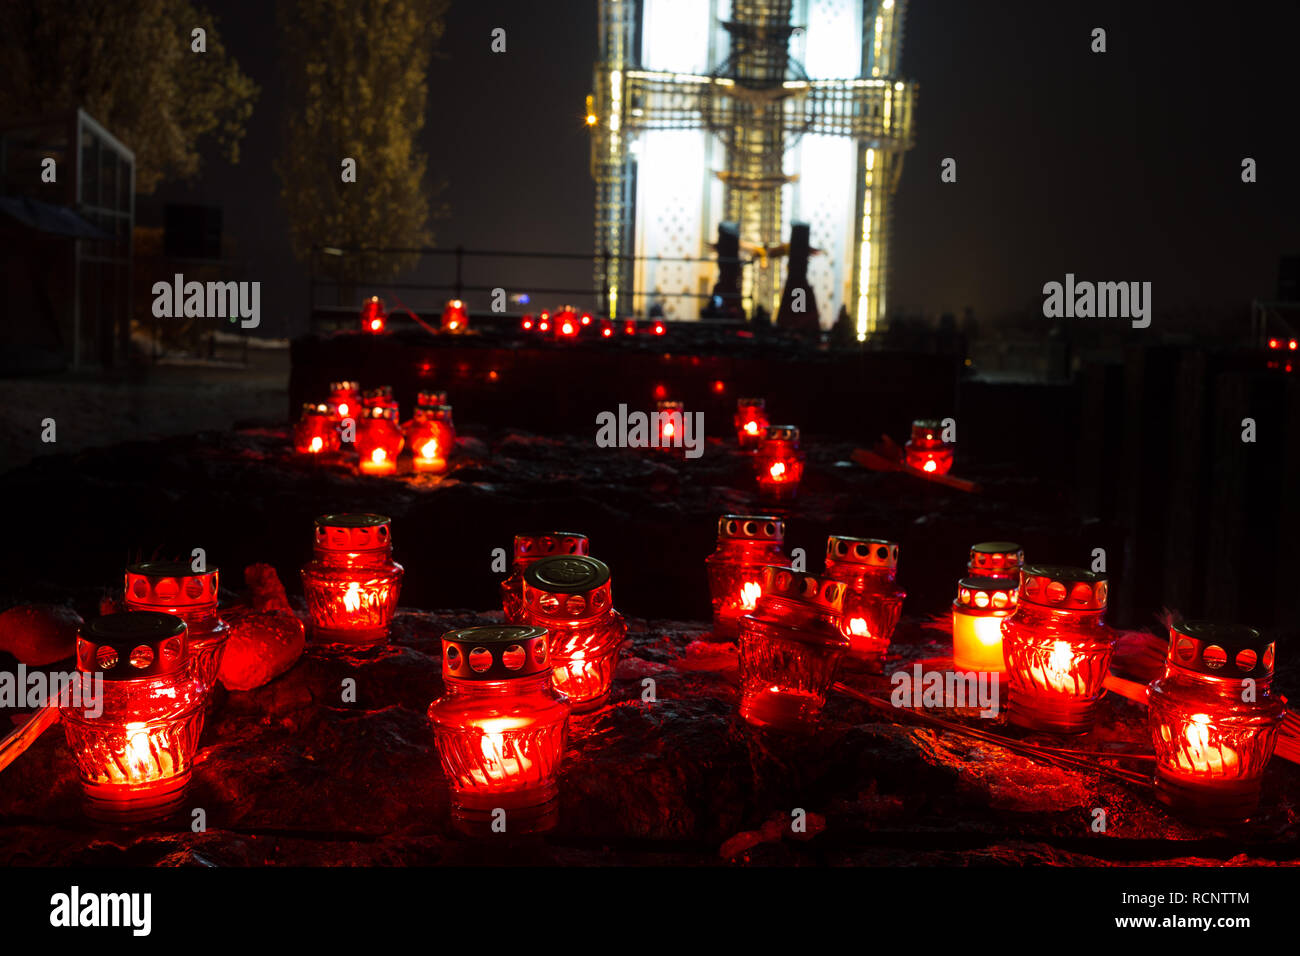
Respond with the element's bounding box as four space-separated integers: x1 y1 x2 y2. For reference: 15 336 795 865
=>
652 322 666 335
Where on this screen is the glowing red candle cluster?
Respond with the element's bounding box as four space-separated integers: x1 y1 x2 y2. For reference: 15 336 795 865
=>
704 514 786 639
301 514 404 645
755 425 805 501
124 561 229 699
521 555 627 711
293 402 342 456
1148 622 1285 823
501 532 591 624
734 398 769 451
822 536 906 671
428 625 570 835
61 612 206 823
1001 565 1115 733
738 567 851 731
903 419 953 475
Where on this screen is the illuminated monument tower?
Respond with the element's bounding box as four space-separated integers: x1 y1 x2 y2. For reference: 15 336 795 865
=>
589 0 915 339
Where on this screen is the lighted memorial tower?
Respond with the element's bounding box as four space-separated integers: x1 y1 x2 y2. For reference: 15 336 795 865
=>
589 0 916 339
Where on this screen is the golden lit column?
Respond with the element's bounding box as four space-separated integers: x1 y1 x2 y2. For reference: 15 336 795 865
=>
592 0 633 318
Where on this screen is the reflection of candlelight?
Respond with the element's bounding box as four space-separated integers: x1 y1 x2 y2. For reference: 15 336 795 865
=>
740 581 762 611
468 717 536 786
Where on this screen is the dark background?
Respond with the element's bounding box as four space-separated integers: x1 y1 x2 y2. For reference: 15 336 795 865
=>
150 0 1300 338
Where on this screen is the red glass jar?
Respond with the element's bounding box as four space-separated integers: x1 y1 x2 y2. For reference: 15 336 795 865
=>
403 405 453 473
361 295 387 333
1001 565 1115 733
1149 622 1285 823
442 298 469 333
903 419 953 475
823 536 906 670
61 612 206 823
951 575 1018 673
522 555 627 712
967 541 1023 580
124 561 229 699
501 532 591 624
739 567 851 731
756 425 805 502
293 402 342 456
428 625 570 835
734 398 769 451
655 399 684 448
301 514 404 645
328 380 361 423
355 405 404 475
705 514 786 639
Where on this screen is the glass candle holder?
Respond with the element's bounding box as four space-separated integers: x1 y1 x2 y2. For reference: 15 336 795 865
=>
428 625 570 835
361 295 387 333
903 419 953 475
968 541 1023 580
328 380 361 423
655 400 684 448
823 536 906 671
362 386 400 417
301 514 404 645
522 555 627 712
293 402 342 456
756 425 805 502
734 398 769 451
1001 565 1114 733
61 612 206 824
403 405 453 473
501 532 591 624
1149 622 1285 823
705 514 786 639
442 298 469 333
738 566 852 731
355 405 404 475
952 575 1018 673
124 561 229 699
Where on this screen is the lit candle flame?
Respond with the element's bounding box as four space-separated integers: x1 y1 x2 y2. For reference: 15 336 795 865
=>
768 461 786 480
923 459 937 473
309 436 323 453
1044 640 1076 693
849 617 869 636
420 438 439 460
1180 713 1240 776
370 448 387 465
740 581 762 611
343 581 362 613
744 420 760 435
663 422 675 438
337 402 349 417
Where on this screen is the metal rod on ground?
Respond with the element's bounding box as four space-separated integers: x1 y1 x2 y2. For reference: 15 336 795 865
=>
0 705 61 775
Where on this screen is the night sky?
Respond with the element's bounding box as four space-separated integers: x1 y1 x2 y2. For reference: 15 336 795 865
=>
153 0 1300 338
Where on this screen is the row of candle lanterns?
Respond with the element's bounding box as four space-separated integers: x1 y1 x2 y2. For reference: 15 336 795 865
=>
360 296 470 336
293 382 456 475
713 520 1285 823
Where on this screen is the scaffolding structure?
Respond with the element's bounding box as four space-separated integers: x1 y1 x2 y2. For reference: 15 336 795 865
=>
590 0 915 339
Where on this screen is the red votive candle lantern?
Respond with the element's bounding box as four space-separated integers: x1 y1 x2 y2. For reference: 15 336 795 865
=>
361 295 387 333
362 386 400 417
428 625 570 835
823 536 906 671
1001 565 1115 733
124 561 229 698
952 576 1018 673
522 555 627 712
501 532 591 624
656 399 684 447
294 402 342 456
404 400 453 474
756 425 805 502
705 514 786 639
738 567 852 731
734 398 769 451
355 405 404 475
61 612 206 823
1149 622 1285 823
301 514 404 645
904 419 953 475
328 380 361 423
442 298 469 333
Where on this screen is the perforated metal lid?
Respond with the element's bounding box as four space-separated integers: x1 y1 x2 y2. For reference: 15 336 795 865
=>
78 612 188 680
442 625 551 680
